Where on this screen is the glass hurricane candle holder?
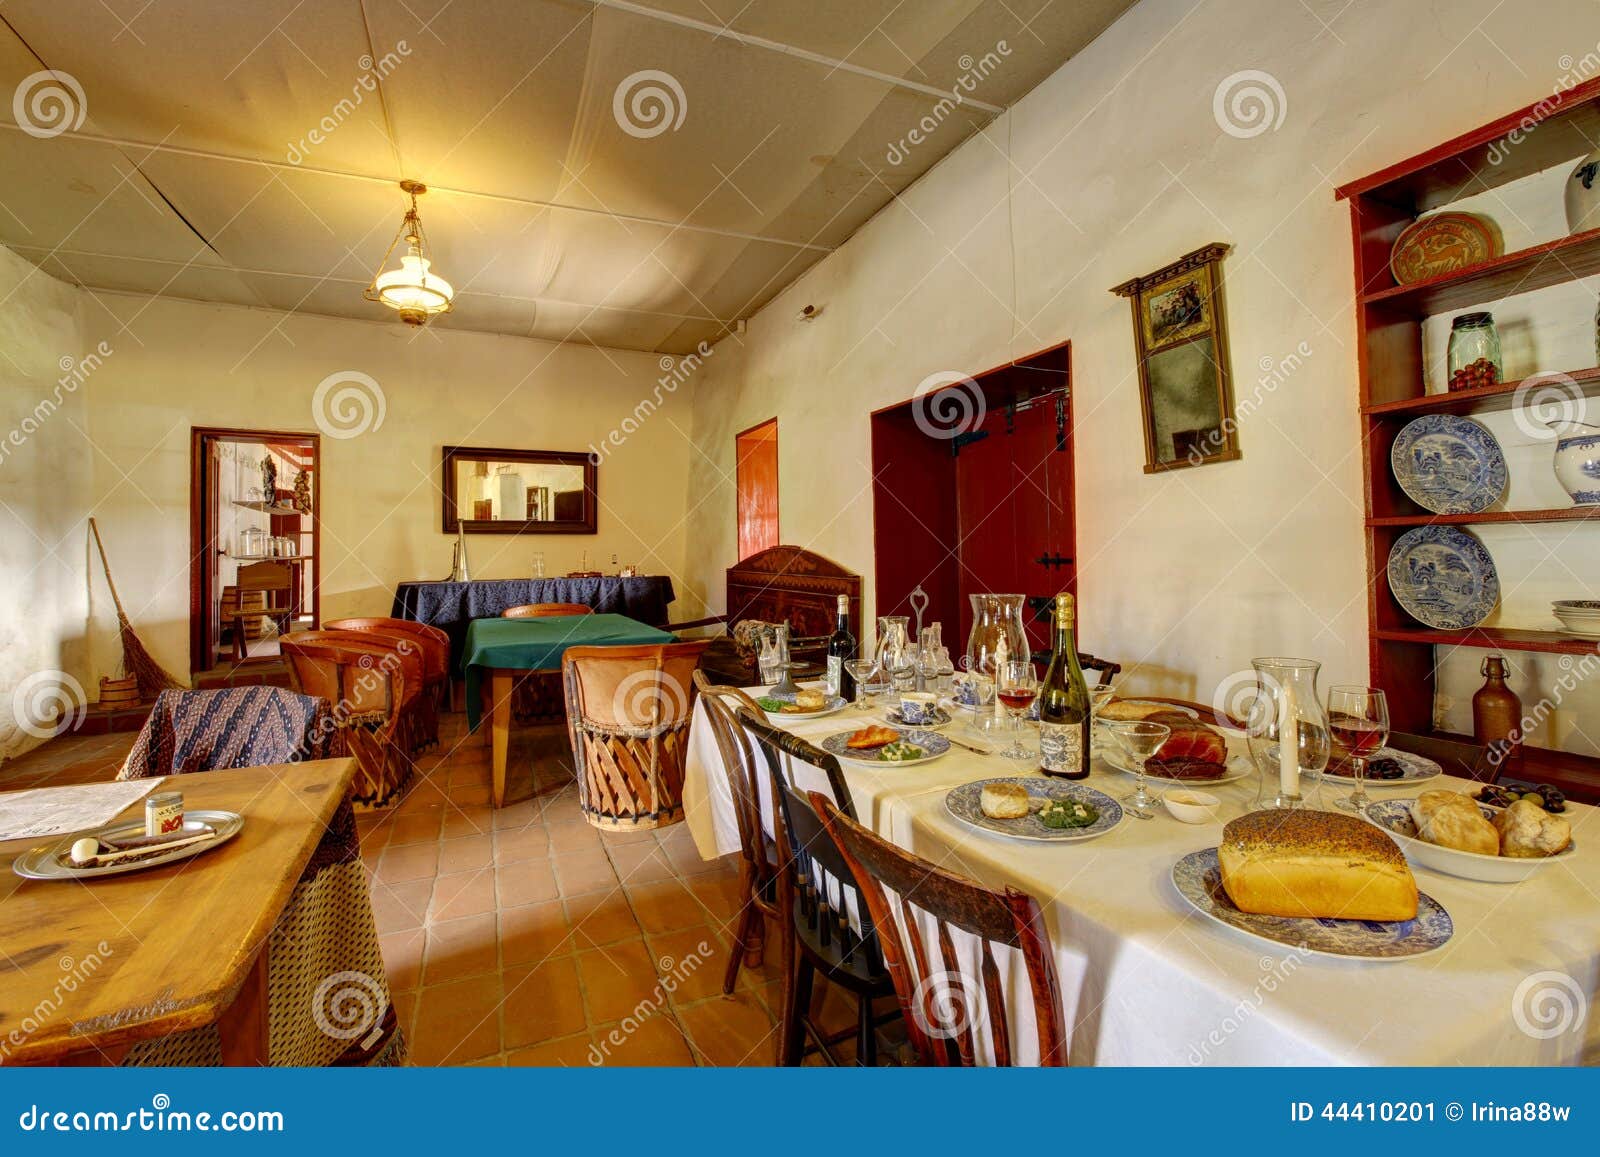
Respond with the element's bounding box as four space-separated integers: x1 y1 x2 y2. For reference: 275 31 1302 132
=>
1246 657 1330 810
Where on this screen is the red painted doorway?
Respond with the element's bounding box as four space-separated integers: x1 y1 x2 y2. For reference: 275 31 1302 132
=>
735 418 779 560
870 342 1075 658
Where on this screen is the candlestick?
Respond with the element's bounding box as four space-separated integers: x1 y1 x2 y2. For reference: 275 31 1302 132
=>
1277 680 1299 799
993 637 1007 723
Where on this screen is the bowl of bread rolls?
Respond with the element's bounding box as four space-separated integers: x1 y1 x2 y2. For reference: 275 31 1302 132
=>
1364 789 1575 883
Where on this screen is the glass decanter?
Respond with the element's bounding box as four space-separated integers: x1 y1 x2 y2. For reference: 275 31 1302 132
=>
876 616 915 692
966 594 1030 676
1246 657 1331 810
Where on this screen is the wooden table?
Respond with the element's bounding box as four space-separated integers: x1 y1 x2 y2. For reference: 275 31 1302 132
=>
0 758 356 1065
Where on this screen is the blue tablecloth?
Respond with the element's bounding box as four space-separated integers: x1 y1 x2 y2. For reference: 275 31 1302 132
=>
461 613 675 730
391 575 675 668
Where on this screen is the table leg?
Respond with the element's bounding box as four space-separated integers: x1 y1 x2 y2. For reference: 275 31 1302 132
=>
491 669 511 808
218 946 269 1065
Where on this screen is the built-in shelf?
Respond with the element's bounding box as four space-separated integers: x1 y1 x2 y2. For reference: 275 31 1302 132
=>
1373 625 1597 656
1361 226 1600 316
1432 729 1600 793
1364 366 1600 417
1367 506 1600 527
232 500 306 515
228 555 314 562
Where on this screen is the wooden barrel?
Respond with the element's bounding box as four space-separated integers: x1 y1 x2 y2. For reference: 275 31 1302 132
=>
98 675 141 707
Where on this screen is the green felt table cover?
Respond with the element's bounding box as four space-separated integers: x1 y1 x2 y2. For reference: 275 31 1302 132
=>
461 613 674 730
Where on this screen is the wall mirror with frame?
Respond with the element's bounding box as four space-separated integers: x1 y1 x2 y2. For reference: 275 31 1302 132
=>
441 446 597 534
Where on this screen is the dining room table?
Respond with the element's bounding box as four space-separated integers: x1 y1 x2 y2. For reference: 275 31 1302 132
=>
681 689 1600 1066
462 612 676 807
0 758 356 1065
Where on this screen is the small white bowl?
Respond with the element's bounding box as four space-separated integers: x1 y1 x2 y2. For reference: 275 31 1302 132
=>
1163 789 1221 824
1553 610 1600 639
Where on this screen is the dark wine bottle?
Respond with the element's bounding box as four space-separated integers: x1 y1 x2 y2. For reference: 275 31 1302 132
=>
826 594 856 701
1037 592 1090 779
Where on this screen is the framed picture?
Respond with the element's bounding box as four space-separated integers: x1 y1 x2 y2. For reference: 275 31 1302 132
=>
1110 242 1240 474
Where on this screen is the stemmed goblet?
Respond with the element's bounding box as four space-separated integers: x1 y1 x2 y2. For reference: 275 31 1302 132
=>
995 660 1039 760
1327 685 1389 815
1104 719 1171 821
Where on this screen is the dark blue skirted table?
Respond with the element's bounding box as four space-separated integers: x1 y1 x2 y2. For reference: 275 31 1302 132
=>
391 575 675 669
461 613 675 807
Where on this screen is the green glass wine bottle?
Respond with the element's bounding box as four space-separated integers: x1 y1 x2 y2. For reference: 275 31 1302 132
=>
1037 592 1091 780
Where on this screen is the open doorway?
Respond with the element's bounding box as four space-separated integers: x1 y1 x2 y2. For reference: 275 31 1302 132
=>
735 418 779 560
870 341 1074 657
189 427 320 679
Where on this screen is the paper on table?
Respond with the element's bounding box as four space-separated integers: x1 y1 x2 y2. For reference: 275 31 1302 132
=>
0 780 160 842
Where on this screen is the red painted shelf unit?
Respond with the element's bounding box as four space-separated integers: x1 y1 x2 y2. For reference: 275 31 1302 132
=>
1335 79 1600 798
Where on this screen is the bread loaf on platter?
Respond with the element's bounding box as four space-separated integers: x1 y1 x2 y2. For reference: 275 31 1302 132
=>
1218 810 1418 922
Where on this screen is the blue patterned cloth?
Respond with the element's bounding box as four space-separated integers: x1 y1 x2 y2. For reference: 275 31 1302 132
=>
118 687 343 777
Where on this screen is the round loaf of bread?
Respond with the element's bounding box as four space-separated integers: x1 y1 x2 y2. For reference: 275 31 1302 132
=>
980 781 1031 819
1218 809 1418 922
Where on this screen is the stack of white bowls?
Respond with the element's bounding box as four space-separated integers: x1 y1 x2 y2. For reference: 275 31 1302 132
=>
1553 599 1600 638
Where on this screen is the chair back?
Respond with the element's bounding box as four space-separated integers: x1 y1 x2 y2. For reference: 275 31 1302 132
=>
692 671 777 884
811 793 1068 1067
1076 652 1121 689
561 640 710 829
235 561 293 607
280 632 415 804
731 707 853 816
323 617 449 682
118 687 339 779
1388 731 1498 783
504 603 594 618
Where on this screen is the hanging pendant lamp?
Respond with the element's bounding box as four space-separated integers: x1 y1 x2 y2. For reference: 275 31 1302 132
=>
364 179 454 325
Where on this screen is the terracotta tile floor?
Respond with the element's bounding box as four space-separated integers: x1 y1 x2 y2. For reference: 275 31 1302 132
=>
0 710 814 1067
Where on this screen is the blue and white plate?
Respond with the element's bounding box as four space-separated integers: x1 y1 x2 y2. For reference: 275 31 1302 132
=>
885 705 953 730
756 690 849 723
1171 847 1454 960
1391 414 1506 514
1319 746 1440 786
820 728 950 766
1386 525 1500 630
944 777 1123 842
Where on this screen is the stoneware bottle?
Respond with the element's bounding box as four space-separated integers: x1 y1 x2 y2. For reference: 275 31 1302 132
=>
1473 655 1522 773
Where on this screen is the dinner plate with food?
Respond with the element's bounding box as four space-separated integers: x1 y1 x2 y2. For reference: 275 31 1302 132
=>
754 687 849 722
1096 699 1243 784
12 810 244 881
1318 745 1440 787
1364 788 1574 883
820 725 951 766
1171 809 1453 960
944 777 1123 842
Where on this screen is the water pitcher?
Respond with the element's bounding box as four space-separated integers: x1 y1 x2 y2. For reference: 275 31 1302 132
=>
1246 657 1330 810
876 616 915 691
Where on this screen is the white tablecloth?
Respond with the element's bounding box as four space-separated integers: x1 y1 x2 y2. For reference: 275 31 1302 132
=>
681 696 1600 1065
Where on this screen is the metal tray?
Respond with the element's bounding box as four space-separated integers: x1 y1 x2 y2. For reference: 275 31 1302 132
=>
12 810 244 881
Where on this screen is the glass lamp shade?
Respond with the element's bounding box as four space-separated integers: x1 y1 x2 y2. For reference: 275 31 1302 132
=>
371 249 453 324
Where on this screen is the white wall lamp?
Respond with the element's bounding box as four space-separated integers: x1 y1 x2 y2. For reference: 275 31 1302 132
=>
365 179 455 326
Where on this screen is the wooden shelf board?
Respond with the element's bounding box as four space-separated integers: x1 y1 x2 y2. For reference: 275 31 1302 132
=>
1367 506 1600 527
232 501 307 515
1363 366 1600 417
1361 227 1600 315
1431 730 1600 801
1374 625 1599 655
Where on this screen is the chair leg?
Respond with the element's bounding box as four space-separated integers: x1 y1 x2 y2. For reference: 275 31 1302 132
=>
856 994 877 1067
780 958 813 1067
721 903 753 995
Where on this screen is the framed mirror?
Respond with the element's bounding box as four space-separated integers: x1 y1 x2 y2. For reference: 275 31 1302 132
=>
441 446 597 534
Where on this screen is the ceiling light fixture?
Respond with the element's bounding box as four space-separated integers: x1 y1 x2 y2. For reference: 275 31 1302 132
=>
364 179 454 325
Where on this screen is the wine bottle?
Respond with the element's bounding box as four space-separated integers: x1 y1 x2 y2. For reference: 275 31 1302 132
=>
1037 592 1090 780
827 594 856 700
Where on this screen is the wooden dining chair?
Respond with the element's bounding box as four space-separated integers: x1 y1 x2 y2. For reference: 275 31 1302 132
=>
691 669 779 993
503 602 594 618
500 603 595 722
280 632 418 805
735 709 897 1065
218 561 294 661
811 791 1069 1067
561 640 711 829
324 616 451 717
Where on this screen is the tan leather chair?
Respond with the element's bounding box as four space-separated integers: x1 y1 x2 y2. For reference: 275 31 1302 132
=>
561 640 710 830
324 617 450 743
502 603 594 618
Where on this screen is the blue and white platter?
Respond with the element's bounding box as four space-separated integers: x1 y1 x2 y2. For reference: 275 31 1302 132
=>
819 728 950 766
944 777 1123 843
885 705 953 729
1386 525 1500 630
1171 847 1454 960
1390 414 1506 514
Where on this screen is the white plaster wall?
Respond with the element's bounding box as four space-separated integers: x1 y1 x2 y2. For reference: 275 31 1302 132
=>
0 248 95 758
684 0 1600 754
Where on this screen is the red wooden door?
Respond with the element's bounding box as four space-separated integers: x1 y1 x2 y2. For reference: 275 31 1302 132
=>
736 419 779 560
954 394 1075 656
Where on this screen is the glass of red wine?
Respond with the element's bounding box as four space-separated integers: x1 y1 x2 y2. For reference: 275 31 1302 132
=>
1327 685 1389 814
996 660 1039 760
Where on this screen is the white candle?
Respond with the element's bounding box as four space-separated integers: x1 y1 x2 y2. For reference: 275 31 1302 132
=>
993 638 1008 722
1277 681 1299 798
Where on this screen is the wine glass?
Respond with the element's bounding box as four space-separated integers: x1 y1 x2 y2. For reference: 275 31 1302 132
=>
845 659 882 711
1104 719 1171 820
1327 685 1389 815
995 660 1039 760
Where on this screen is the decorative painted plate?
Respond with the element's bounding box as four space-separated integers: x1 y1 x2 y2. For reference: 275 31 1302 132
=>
1386 525 1499 629
13 811 243 881
885 705 953 729
1102 748 1252 786
944 777 1123 843
1319 746 1441 786
1390 414 1506 514
1388 211 1502 285
1171 848 1454 960
819 728 951 766
756 690 849 723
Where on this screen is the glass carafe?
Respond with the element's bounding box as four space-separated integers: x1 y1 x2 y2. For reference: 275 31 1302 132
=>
1246 657 1331 810
966 594 1030 676
876 616 915 691
919 624 954 694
